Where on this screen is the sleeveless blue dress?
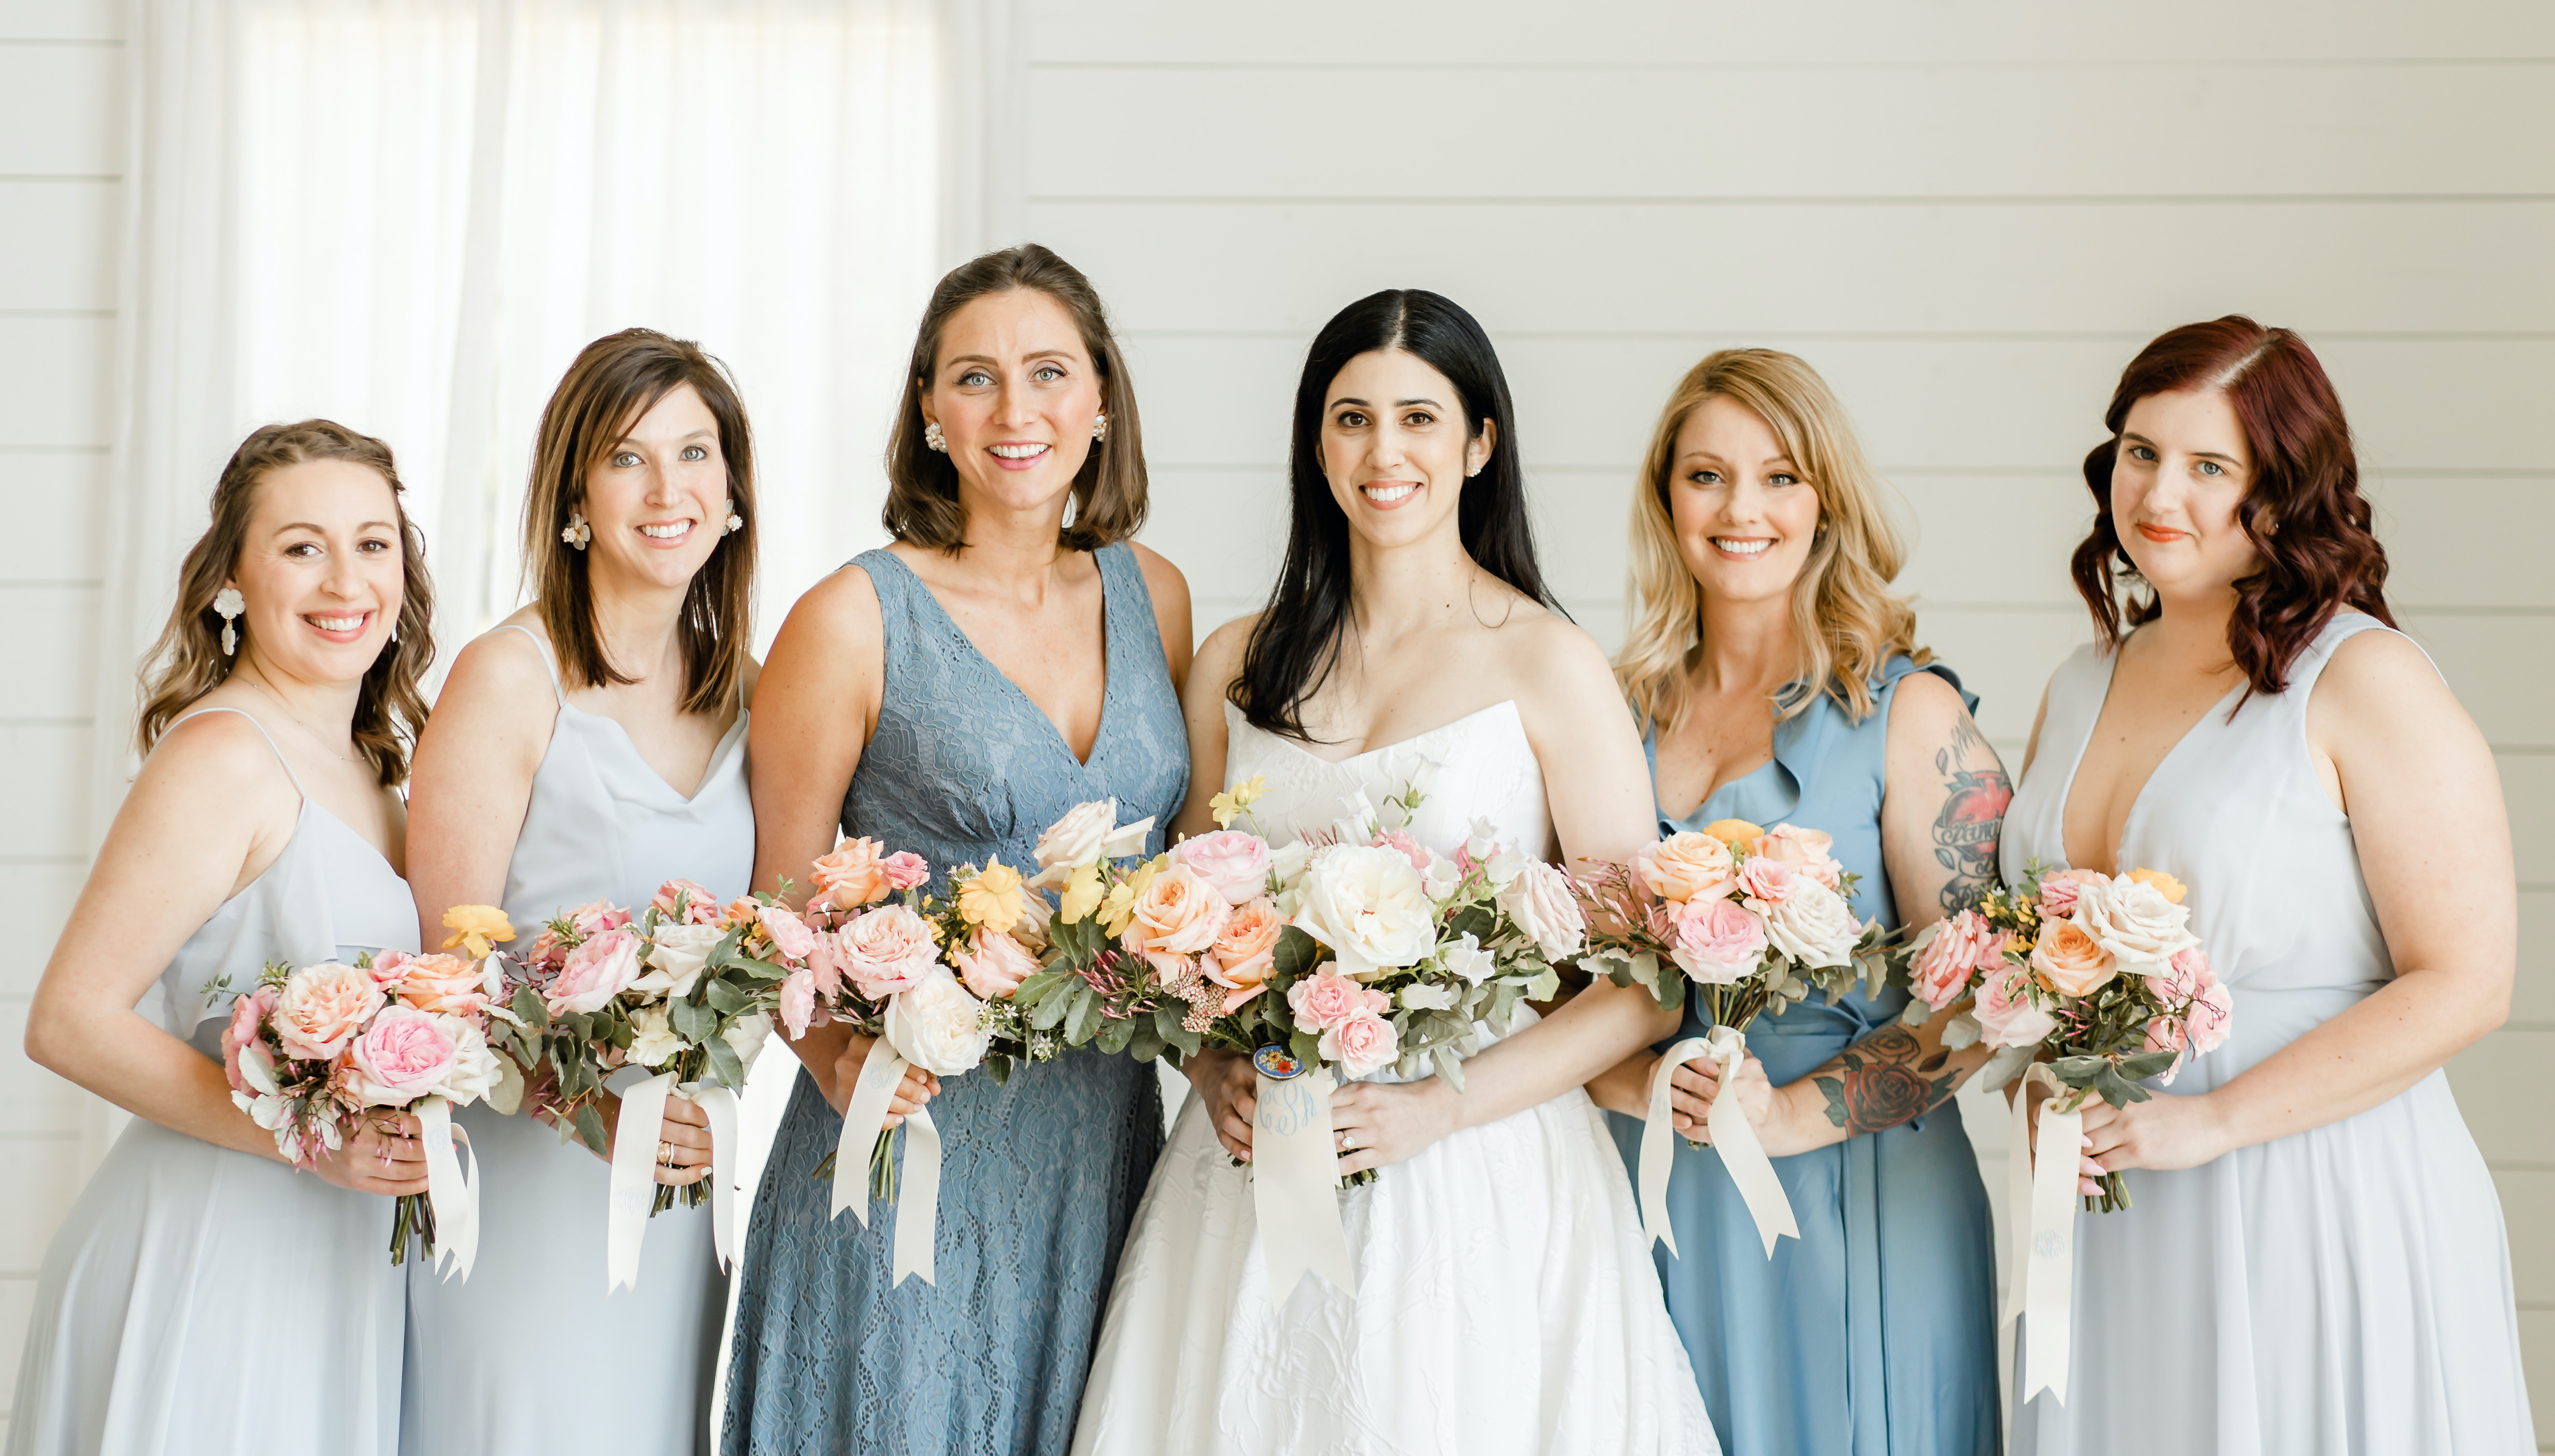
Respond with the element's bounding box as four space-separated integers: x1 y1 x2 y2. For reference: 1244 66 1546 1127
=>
1606 655 2001 1456
720 544 1188 1456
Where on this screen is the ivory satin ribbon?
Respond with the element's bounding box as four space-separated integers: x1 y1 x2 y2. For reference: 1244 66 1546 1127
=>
415 1094 479 1281
832 1036 941 1287
2005 1063 2082 1405
1252 1066 1357 1300
1639 1027 1799 1258
605 1070 744 1292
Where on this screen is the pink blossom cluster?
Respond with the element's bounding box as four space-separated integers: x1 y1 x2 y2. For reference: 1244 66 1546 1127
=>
1286 967 1398 1078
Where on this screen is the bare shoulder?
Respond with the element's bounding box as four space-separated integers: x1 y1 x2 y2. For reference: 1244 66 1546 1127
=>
2311 624 2476 746
1885 667 1974 748
1192 611 1262 694
437 618 556 711
1127 540 1192 611
148 704 296 797
1495 608 1616 701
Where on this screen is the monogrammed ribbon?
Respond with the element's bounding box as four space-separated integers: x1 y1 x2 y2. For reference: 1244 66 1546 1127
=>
1640 1027 1799 1258
606 1070 677 1292
415 1094 479 1281
1253 1066 1357 1300
833 1036 941 1287
2006 1063 2082 1405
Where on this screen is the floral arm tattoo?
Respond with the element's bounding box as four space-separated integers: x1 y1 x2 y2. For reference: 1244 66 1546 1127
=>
1931 712 2011 914
1814 1026 1961 1135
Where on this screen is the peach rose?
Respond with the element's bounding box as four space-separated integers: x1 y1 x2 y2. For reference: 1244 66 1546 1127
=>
2125 867 2187 905
810 837 893 911
1698 818 1766 848
273 962 384 1061
1287 966 1387 1033
394 952 488 1018
1750 824 1845 891
1127 862 1230 957
1974 962 2058 1048
2030 918 2118 999
1632 831 1735 905
840 904 940 1001
950 928 1038 1001
1206 896 1284 1004
1320 1009 1399 1079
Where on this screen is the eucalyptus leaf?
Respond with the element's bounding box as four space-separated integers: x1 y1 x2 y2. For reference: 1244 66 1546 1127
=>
571 1104 609 1156
703 979 749 1015
511 988 548 1029
2114 1049 2178 1080
1524 968 1560 1001
1129 1020 1168 1064
1432 1045 1466 1092
703 1034 745 1089
1095 1016 1136 1055
1064 985 1102 1045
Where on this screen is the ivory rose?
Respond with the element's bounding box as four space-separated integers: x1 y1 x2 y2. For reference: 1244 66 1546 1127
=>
2036 867 2107 920
1030 800 1146 885
1632 831 1735 904
637 922 724 1000
1498 861 1588 961
1320 1010 1400 1079
2030 919 2118 998
1974 963 2058 1048
629 1003 686 1066
809 838 893 910
1287 967 1389 1033
1735 854 1797 907
273 963 383 1061
884 969 991 1076
547 926 643 1016
393 952 487 1018
1750 824 1846 890
652 878 724 924
2074 876 2198 969
840 905 940 1000
1206 897 1284 1005
723 1010 774 1076
1909 909 2005 1010
950 929 1038 1001
1761 880 1862 969
1171 830 1274 905
1292 845 1435 979
1666 896 1768 985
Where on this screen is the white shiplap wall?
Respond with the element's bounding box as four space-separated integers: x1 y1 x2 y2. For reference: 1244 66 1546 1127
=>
1012 1 2553 1443
0 0 120 1440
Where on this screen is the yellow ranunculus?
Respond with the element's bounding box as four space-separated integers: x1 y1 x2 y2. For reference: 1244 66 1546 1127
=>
958 861 1026 934
1059 861 1105 925
1698 818 1765 849
2125 868 2187 905
1209 775 1269 830
1100 857 1165 939
441 904 516 960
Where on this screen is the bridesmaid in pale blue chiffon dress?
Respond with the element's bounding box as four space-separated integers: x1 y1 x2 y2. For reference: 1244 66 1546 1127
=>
720 245 1190 1456
1587 350 2005 1455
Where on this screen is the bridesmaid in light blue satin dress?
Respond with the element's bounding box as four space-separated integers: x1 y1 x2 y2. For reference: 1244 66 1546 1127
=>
1586 350 2006 1455
719 245 1190 1456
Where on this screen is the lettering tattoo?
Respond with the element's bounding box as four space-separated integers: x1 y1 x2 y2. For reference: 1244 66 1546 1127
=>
1932 712 2011 912
1814 1025 1960 1136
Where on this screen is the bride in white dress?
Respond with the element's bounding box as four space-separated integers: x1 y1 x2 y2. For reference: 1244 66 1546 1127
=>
1073 290 1716 1455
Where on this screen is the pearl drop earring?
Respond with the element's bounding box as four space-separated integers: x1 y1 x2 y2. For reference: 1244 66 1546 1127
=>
213 587 245 656
1091 412 1107 443
723 503 744 535
923 422 947 453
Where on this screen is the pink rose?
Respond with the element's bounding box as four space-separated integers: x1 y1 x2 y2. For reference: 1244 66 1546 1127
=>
2187 966 2233 1055
805 932 846 1001
1665 897 1768 985
1287 967 1388 1033
546 925 643 1016
778 967 819 1039
652 879 723 925
760 904 819 962
273 963 384 1061
2145 945 2208 1005
2036 867 2108 921
1371 830 1430 876
1171 830 1276 906
221 985 280 1094
1750 825 1845 890
840 904 940 1000
1910 910 2004 1011
2144 1015 2190 1084
566 900 632 938
881 852 931 892
1973 963 2058 1049
1632 832 1735 904
347 1004 462 1106
950 929 1038 1001
1735 854 1796 907
365 949 415 991
1319 1009 1400 1079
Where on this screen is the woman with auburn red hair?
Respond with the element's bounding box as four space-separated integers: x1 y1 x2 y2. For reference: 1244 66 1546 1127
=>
2003 317 2533 1453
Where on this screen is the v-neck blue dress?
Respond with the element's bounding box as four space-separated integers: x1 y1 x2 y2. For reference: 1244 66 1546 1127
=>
720 544 1188 1456
1605 656 2001 1456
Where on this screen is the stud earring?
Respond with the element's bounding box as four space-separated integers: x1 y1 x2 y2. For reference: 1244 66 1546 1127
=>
923 422 947 453
1091 412 1107 443
213 586 245 656
722 502 743 535
562 511 592 550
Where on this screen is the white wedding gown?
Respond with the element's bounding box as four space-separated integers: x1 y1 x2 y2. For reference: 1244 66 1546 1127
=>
1072 701 1718 1456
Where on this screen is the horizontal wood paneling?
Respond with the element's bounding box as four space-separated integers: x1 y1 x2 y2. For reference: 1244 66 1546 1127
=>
2503 1169 2552 1305
0 2 118 42
1036 199 2555 337
2508 756 2553 886
0 42 119 175
0 587 99 720
0 726 91 862
1022 0 2555 67
2368 477 2555 610
0 317 113 448
0 866 84 999
2519 892 2553 1026
0 452 106 582
0 181 117 312
1030 64 2555 201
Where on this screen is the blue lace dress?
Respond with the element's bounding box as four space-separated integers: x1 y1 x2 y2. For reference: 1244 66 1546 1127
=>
720 544 1188 1456
1606 656 2001 1456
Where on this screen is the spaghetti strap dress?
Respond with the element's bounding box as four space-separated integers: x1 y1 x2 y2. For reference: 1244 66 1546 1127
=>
6 707 419 1456
402 622 754 1456
1605 656 2002 1456
719 543 1187 1456
2001 613 2533 1455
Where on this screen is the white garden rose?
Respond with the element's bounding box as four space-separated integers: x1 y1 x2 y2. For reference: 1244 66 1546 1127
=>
627 1004 684 1068
634 923 724 999
883 970 991 1076
1497 860 1588 960
1761 878 1862 969
2072 878 2197 970
437 1019 503 1105
1027 800 1149 886
1291 844 1437 979
721 1009 775 1077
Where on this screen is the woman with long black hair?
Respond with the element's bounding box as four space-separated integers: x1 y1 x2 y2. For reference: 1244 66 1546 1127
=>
1071 290 1714 1455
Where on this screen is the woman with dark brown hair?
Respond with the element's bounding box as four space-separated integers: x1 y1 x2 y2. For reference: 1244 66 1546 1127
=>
403 328 759 1455
719 243 1190 1456
11 422 434 1455
2003 317 2532 1453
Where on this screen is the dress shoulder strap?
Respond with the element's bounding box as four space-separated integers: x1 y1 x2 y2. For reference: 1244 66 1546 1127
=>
493 622 569 704
164 704 305 797
1093 541 1160 652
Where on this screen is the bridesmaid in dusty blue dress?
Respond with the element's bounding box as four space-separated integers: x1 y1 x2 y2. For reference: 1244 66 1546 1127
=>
722 244 1190 1456
1586 350 2008 1455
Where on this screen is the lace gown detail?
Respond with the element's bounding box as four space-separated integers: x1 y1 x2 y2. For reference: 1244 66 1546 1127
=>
720 544 1187 1456
1071 700 1720 1456
2002 615 2533 1455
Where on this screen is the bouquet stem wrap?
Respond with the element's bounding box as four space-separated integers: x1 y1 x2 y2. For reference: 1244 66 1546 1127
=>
1640 1029 1799 1258
834 1036 941 1287
605 1071 743 1291
415 1094 479 1280
2006 1063 2082 1405
1252 1066 1357 1300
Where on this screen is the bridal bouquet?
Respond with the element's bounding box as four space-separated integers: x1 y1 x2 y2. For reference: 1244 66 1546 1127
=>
215 938 507 1272
1572 819 1894 1257
1897 862 2231 1212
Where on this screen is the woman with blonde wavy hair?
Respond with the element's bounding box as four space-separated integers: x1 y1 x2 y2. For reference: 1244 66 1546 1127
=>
1585 349 2005 1455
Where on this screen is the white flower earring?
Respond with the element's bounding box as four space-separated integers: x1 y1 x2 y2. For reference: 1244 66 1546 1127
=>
561 511 592 550
722 502 744 535
1091 412 1107 443
212 586 245 656
923 422 948 453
